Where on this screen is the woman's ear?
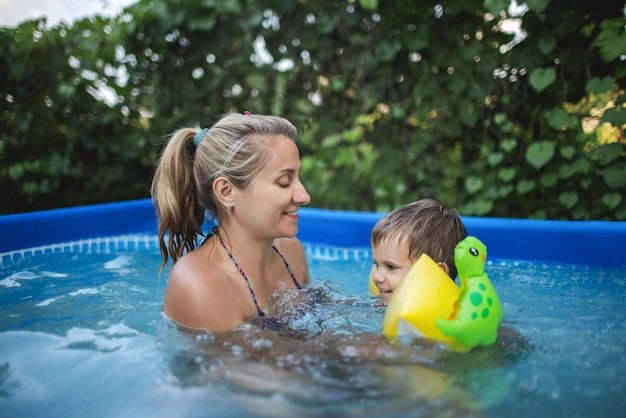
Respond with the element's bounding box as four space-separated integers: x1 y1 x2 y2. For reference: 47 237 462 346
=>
212 176 234 208
437 261 450 275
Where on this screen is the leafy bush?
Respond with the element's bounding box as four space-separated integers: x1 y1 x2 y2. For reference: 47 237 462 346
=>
1 0 624 219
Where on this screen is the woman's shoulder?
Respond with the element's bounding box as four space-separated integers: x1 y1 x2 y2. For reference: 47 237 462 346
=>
169 248 212 280
163 249 242 331
168 243 232 290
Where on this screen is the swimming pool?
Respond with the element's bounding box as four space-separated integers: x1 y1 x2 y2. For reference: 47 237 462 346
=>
1 199 625 417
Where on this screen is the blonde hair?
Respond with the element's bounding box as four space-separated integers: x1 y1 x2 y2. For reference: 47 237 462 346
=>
371 198 467 279
151 113 297 267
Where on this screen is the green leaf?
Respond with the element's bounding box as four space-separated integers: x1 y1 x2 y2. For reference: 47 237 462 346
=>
487 152 503 166
540 173 558 187
391 107 405 119
57 83 76 98
331 79 345 92
404 25 429 51
500 138 517 153
150 2 171 20
559 159 589 179
343 128 362 143
559 191 578 209
465 176 483 194
516 179 535 194
531 210 547 220
560 146 575 160
594 18 626 63
497 184 514 197
321 134 342 148
601 107 626 127
394 180 407 195
215 0 242 14
374 186 388 199
318 16 336 34
545 106 569 131
8 164 25 180
571 207 586 220
189 17 217 31
494 113 507 125
595 143 622 165
602 192 622 209
603 165 626 189
526 141 555 169
529 68 556 93
377 41 400 62
585 76 613 95
497 167 516 183
483 0 509 15
463 199 494 216
359 0 378 10
473 199 493 216
525 0 549 12
499 120 514 133
558 164 576 179
334 148 352 166
570 158 589 174
538 37 556 56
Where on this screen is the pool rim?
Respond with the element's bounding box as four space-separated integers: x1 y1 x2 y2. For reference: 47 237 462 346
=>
1 198 624 267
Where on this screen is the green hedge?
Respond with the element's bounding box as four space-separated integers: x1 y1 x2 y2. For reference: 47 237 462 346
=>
1 0 624 219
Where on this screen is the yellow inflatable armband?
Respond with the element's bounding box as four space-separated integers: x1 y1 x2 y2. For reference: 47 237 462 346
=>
382 254 462 345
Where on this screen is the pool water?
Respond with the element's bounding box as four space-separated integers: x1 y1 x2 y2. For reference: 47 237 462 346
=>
1 236 625 418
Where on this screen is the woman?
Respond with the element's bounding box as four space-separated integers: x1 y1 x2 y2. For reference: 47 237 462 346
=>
152 112 311 332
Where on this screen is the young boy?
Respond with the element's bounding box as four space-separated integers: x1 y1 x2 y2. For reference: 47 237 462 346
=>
370 198 467 305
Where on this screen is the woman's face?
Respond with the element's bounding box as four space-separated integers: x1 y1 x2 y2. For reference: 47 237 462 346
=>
235 135 311 239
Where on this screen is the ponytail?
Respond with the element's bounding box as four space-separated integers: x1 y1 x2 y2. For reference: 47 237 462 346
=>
152 127 205 268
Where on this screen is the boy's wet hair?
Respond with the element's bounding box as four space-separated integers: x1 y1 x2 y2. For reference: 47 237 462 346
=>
371 198 467 279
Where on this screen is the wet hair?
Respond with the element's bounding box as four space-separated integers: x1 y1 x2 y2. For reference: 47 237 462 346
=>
370 198 467 279
151 113 297 267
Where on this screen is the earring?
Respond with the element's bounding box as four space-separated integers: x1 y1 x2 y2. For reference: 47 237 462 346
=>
226 204 233 214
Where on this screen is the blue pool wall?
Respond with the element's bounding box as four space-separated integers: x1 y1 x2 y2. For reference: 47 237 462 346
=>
1 198 625 267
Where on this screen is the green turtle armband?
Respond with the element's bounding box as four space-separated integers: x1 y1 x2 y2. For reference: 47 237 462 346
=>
436 236 503 348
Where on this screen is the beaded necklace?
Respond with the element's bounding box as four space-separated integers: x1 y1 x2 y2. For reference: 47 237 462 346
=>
215 229 301 318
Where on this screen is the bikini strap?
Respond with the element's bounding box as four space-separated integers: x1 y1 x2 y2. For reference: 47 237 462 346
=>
215 230 303 319
272 246 302 290
216 231 265 317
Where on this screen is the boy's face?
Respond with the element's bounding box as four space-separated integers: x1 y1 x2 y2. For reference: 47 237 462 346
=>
371 237 413 305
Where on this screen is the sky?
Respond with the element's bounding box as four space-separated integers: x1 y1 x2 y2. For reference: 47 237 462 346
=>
0 0 137 27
